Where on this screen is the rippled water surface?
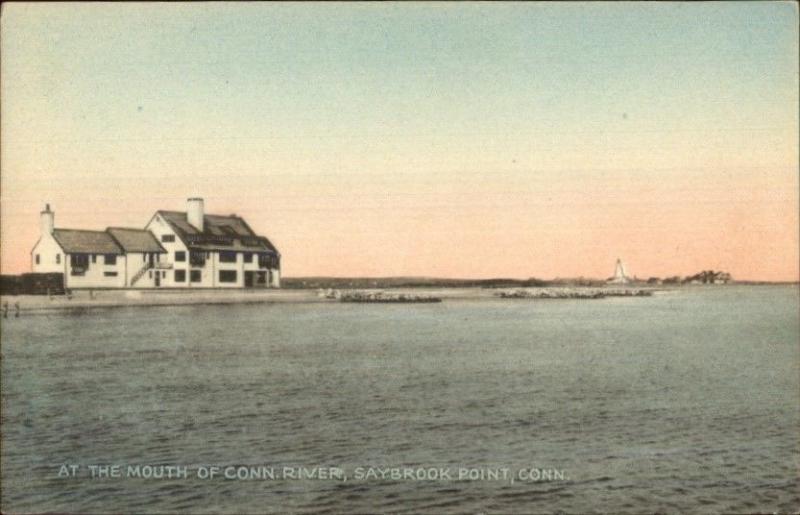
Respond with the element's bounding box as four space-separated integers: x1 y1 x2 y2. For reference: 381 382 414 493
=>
2 286 798 513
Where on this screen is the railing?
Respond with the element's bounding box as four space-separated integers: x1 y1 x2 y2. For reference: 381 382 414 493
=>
130 262 151 286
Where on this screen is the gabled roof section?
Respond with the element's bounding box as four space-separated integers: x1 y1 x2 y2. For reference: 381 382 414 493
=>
155 210 278 254
156 210 201 237
107 227 166 253
256 236 279 255
52 229 124 255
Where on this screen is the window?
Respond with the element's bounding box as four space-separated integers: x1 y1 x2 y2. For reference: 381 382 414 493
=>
244 252 253 263
104 271 118 277
35 254 40 265
175 251 186 262
220 251 237 263
70 254 88 275
190 270 202 283
162 271 166 278
174 270 186 282
56 254 61 264
219 270 237 283
91 255 97 263
190 251 206 266
104 254 117 265
161 234 176 243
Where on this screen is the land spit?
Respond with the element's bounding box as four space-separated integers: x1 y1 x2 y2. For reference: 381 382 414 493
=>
1 286 660 315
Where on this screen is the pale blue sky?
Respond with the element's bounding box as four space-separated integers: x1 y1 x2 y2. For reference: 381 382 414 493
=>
3 2 796 144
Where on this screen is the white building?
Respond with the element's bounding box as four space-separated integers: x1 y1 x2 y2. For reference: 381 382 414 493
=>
607 258 631 285
31 198 281 290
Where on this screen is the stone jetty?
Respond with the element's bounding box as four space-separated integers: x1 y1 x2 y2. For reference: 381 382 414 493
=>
338 290 442 303
496 288 653 299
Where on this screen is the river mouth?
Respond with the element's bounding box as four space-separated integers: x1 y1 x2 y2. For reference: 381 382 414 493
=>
2 285 798 513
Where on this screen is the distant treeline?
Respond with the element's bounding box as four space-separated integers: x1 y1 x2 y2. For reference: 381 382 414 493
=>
283 272 740 290
284 277 604 289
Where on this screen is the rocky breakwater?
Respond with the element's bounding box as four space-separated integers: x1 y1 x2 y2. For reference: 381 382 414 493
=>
496 288 653 299
338 290 442 303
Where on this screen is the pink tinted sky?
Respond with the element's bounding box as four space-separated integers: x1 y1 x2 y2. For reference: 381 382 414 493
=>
1 3 798 281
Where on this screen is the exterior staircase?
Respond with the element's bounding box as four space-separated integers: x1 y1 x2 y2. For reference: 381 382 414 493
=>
130 263 152 287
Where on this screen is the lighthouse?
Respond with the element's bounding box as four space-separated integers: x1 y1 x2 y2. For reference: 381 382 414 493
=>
607 259 630 284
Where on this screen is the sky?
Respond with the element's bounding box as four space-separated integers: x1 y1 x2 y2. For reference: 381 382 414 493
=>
1 2 798 281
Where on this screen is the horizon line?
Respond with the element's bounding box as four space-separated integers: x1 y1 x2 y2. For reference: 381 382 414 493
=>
282 275 799 284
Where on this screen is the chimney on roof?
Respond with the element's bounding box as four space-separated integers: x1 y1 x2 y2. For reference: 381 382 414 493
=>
41 203 54 236
187 197 204 232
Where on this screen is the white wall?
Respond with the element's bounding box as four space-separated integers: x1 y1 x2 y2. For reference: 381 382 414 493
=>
126 252 163 288
64 253 126 289
31 234 65 274
145 214 191 288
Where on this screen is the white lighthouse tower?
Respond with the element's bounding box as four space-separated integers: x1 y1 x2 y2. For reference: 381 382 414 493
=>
607 258 630 284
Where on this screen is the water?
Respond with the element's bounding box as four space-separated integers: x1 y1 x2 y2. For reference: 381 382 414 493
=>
2 286 798 513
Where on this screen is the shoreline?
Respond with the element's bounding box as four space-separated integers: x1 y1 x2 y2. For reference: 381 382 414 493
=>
0 284 788 316
0 289 330 315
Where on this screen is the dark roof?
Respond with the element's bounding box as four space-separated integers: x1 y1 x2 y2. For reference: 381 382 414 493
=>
107 227 166 253
156 211 279 254
255 236 279 254
52 229 123 254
